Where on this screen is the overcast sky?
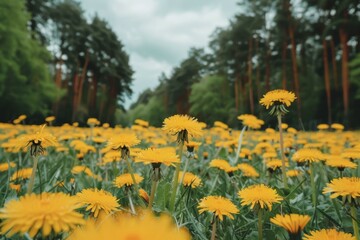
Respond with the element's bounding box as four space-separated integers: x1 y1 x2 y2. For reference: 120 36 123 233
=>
81 0 240 108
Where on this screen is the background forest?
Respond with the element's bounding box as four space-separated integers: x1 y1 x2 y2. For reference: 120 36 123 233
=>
1 0 360 129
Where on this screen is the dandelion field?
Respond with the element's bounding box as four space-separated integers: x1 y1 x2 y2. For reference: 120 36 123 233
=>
0 95 359 239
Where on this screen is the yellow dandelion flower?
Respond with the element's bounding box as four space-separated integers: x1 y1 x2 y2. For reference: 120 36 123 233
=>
342 149 360 160
114 173 144 188
179 171 202 188
76 189 120 218
323 177 360 203
138 188 150 203
198 196 239 221
238 184 283 210
162 114 203 143
0 162 16 172
0 193 85 237
45 116 55 122
17 125 57 156
331 123 344 131
210 159 231 171
259 89 296 109
134 119 149 127
137 147 180 167
317 124 329 130
303 229 355 240
11 168 32 181
326 157 357 171
286 169 302 177
267 159 288 171
287 127 298 134
270 214 310 234
107 133 140 151
237 163 259 178
292 148 323 163
69 211 191 240
87 118 100 126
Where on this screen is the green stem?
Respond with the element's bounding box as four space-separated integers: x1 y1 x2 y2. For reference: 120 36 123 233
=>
351 205 359 240
310 163 317 206
127 189 136 215
209 174 219 195
211 216 217 240
148 168 159 209
124 154 139 193
180 154 190 185
277 114 288 188
27 155 39 194
258 208 263 240
169 141 184 213
233 126 247 164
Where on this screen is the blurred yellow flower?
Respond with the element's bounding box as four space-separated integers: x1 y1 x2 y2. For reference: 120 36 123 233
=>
76 188 120 217
198 196 239 221
0 193 84 237
238 184 283 210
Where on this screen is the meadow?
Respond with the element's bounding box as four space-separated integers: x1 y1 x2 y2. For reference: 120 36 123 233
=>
0 90 359 240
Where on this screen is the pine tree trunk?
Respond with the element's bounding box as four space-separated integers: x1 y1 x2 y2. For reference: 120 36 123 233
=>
255 38 261 112
330 38 339 90
323 40 332 124
281 42 287 89
248 38 254 114
339 27 349 120
76 53 90 110
235 75 239 113
265 41 271 92
289 27 301 118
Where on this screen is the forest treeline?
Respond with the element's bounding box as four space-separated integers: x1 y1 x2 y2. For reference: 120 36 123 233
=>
1 0 360 129
127 0 360 130
0 0 133 124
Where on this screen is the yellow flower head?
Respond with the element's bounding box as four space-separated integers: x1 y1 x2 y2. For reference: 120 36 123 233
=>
162 114 203 143
107 133 140 151
237 163 259 178
179 171 202 188
323 177 360 204
209 159 231 171
238 184 283 211
137 147 180 166
326 157 357 170
331 123 344 131
0 162 16 172
68 211 191 240
259 89 296 109
134 119 149 127
114 173 144 188
76 189 120 218
138 188 150 203
292 148 323 163
238 114 264 129
0 193 85 237
317 124 329 130
270 214 310 234
286 169 302 177
87 118 100 126
17 125 57 156
198 196 239 221
11 168 33 181
45 116 55 123
303 229 355 240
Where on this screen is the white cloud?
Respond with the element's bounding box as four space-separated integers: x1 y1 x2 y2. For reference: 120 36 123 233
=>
81 0 239 108
124 53 172 108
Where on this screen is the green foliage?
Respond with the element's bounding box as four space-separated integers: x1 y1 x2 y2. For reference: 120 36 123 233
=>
189 75 235 125
127 95 166 127
0 0 61 121
350 53 360 99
